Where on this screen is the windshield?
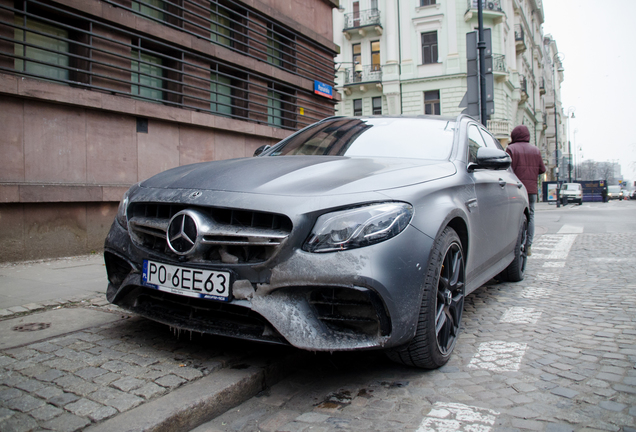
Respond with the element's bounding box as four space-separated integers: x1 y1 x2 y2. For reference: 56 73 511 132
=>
266 118 456 160
608 186 621 193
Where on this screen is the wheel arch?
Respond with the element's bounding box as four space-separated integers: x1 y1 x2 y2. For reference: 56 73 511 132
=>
446 216 469 262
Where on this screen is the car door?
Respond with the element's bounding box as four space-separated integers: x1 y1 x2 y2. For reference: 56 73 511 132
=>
465 124 513 277
479 127 526 247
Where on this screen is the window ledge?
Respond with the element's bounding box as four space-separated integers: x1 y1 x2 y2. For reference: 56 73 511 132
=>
415 4 442 13
0 72 292 141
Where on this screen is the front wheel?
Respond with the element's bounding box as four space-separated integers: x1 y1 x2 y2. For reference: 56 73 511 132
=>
386 227 465 369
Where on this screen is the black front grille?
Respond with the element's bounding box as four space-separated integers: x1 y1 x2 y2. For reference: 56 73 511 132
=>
127 203 293 263
309 287 391 337
121 287 287 344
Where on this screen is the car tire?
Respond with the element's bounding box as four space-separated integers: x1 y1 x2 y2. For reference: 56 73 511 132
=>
497 213 528 282
385 227 465 369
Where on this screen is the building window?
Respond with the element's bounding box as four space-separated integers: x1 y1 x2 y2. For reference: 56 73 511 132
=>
420 0 436 6
14 16 69 81
353 1 360 27
267 26 282 67
371 40 380 71
268 90 282 126
372 97 382 115
353 99 362 116
210 3 231 47
424 90 440 115
131 50 164 100
352 43 361 67
266 25 296 72
421 31 438 64
211 72 232 116
267 85 296 128
209 1 248 53
132 0 165 21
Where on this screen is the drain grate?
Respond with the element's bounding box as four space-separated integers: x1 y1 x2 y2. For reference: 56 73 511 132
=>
12 323 51 332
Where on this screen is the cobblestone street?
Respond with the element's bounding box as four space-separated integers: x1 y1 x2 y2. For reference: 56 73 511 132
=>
193 229 636 431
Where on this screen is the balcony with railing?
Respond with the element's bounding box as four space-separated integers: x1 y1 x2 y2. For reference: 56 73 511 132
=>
465 0 505 23
343 8 382 38
493 54 507 81
467 0 503 12
519 75 528 102
487 119 511 138
344 64 383 86
515 24 527 52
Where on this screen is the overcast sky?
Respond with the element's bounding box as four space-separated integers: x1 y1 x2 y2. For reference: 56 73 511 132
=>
541 0 636 185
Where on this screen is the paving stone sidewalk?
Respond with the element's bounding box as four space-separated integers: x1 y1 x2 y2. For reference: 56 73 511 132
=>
193 232 636 432
0 264 296 432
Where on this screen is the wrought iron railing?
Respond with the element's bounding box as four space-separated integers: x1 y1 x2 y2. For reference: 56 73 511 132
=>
0 0 337 131
514 24 525 43
467 0 503 12
493 54 506 72
344 65 382 85
344 8 381 29
520 75 528 94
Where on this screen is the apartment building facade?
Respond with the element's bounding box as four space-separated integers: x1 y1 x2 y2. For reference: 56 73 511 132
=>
0 0 339 261
333 0 566 181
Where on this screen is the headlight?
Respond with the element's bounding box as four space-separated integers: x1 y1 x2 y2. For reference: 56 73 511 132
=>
116 188 132 230
303 202 413 253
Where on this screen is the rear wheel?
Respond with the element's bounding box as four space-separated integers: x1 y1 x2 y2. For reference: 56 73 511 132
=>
498 214 527 282
386 227 465 369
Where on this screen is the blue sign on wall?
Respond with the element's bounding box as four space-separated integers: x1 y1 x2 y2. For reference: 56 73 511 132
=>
314 80 333 99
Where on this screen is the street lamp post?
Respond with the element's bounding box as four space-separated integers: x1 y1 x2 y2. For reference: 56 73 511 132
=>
567 106 576 183
573 129 579 179
553 53 564 207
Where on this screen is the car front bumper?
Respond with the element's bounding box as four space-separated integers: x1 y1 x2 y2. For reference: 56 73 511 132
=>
104 217 434 352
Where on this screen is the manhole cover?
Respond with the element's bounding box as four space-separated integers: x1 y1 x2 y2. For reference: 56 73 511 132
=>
12 323 51 332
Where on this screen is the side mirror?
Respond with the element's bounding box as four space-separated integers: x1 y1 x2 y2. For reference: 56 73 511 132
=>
253 145 271 157
467 147 511 172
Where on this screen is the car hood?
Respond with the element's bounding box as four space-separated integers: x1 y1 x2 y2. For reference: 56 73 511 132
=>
140 156 456 196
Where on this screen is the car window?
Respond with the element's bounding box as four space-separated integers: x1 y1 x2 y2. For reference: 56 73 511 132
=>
267 118 456 160
467 125 487 163
480 128 504 150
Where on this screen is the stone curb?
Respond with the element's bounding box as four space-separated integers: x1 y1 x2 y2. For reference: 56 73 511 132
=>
0 294 119 321
85 354 301 432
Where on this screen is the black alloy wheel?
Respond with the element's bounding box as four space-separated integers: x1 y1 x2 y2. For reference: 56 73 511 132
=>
435 239 465 356
386 227 465 369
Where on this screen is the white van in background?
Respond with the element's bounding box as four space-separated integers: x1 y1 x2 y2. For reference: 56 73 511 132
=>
560 183 583 205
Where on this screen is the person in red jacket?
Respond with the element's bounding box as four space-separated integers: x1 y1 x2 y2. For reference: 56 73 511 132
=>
505 125 546 256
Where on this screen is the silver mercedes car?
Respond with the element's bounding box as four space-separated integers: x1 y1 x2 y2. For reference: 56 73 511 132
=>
104 115 529 369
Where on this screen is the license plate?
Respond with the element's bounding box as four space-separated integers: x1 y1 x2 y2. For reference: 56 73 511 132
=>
142 260 231 302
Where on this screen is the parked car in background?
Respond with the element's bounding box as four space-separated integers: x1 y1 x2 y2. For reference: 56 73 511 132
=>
559 183 583 205
607 185 623 200
104 115 529 369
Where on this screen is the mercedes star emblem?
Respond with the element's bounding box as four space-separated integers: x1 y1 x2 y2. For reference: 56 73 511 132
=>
167 211 199 255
